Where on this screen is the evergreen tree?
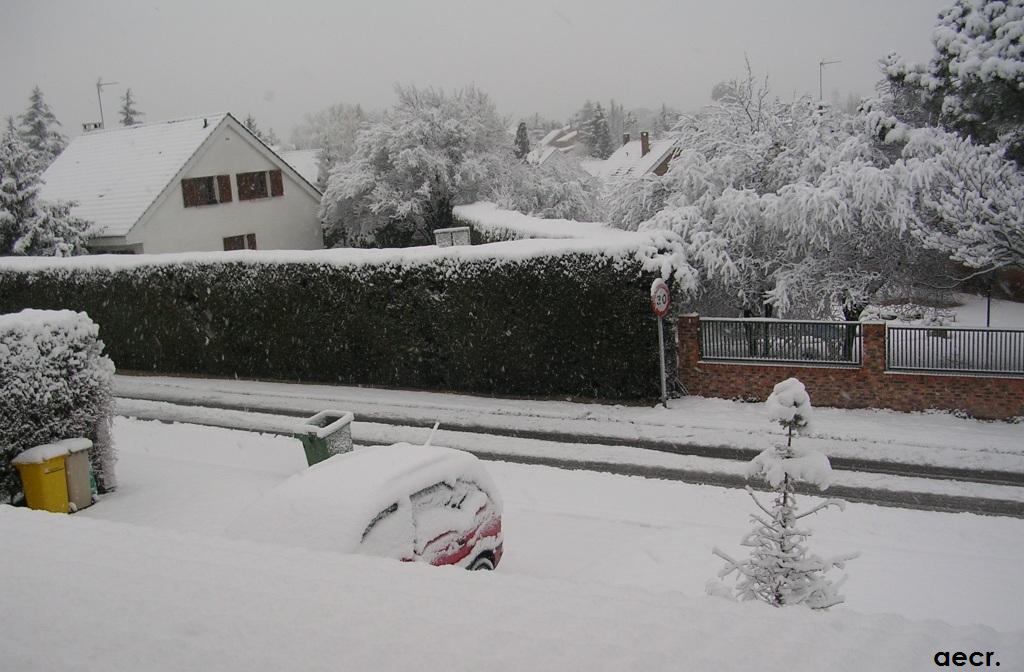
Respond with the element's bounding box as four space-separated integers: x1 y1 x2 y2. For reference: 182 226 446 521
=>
0 118 90 256
17 86 66 167
118 88 144 126
710 378 857 609
589 103 613 159
514 121 530 159
575 100 596 153
883 0 1024 165
244 113 280 146
658 103 680 134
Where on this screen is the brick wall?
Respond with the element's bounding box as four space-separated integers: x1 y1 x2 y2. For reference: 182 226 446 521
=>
677 314 1024 420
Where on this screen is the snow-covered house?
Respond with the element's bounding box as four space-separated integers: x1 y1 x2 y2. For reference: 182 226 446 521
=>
278 148 322 188
526 126 586 165
40 113 324 253
585 131 678 180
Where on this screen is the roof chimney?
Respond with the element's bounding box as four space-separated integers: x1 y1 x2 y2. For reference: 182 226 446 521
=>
203 118 209 128
640 131 650 157
622 133 630 146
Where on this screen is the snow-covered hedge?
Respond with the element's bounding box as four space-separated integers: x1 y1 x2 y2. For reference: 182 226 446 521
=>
0 309 116 501
0 240 689 399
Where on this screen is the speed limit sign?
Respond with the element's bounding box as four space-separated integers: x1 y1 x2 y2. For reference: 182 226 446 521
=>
650 278 671 318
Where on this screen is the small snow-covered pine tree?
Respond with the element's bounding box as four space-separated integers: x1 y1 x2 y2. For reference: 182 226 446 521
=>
119 88 144 126
514 121 530 160
710 378 858 609
18 86 66 167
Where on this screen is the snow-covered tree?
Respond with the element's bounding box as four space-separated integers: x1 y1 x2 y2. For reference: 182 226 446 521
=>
1 118 91 256
18 86 66 167
710 378 857 609
489 152 597 221
574 100 597 153
118 88 143 126
658 103 680 133
867 107 1024 273
589 103 613 159
610 74 943 319
244 114 280 146
290 103 371 188
514 121 530 160
319 85 506 247
882 0 1024 165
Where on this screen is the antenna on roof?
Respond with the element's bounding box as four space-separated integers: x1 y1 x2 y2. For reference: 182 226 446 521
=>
95 77 118 129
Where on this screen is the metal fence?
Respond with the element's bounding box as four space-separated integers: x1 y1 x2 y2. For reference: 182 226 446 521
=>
886 325 1024 375
700 318 862 365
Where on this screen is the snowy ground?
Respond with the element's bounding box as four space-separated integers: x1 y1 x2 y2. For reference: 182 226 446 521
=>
75 418 1024 632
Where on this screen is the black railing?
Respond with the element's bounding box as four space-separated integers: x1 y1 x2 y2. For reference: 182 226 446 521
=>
700 318 862 365
886 326 1024 375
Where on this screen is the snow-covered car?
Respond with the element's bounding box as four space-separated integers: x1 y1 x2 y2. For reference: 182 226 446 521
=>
225 442 503 570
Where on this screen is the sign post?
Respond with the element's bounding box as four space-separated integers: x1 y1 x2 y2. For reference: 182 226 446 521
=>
650 279 671 408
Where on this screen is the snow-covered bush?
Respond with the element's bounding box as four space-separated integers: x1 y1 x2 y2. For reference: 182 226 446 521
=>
488 154 597 221
0 309 116 501
710 378 858 609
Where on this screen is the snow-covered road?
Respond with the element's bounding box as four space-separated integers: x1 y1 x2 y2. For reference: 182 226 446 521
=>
80 418 1024 631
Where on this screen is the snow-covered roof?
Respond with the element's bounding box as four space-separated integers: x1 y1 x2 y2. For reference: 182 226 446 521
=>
39 114 228 237
586 137 678 179
278 148 321 188
225 443 500 556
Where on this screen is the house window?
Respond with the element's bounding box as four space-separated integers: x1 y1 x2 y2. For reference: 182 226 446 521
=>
182 175 232 207
223 233 257 251
236 169 284 201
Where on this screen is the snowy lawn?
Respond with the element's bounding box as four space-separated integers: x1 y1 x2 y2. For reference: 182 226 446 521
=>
77 418 1024 632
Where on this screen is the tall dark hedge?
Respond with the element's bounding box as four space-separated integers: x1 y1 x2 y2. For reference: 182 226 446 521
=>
0 252 673 399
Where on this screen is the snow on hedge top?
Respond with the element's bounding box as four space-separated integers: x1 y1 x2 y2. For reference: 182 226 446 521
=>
454 201 617 239
39 114 227 237
12 438 92 465
0 220 695 287
225 443 501 557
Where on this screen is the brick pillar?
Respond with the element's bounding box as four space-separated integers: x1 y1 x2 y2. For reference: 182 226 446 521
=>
860 322 886 375
677 314 700 393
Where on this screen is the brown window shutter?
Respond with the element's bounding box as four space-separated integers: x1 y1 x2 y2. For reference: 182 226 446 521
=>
217 175 233 203
269 169 284 197
246 233 258 250
181 178 196 207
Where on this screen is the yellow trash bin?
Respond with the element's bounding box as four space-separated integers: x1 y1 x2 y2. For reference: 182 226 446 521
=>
12 443 72 514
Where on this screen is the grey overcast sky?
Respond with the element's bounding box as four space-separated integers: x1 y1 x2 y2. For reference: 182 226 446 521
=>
1 0 948 140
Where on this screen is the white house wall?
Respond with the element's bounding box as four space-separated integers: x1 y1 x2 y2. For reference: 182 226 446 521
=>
128 124 324 253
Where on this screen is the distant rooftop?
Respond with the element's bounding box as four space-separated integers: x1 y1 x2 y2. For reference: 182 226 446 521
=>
585 137 678 179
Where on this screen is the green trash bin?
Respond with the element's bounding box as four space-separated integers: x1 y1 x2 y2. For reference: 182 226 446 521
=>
295 410 354 466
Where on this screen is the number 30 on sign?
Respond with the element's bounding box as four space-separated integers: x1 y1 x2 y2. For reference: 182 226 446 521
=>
650 279 671 318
